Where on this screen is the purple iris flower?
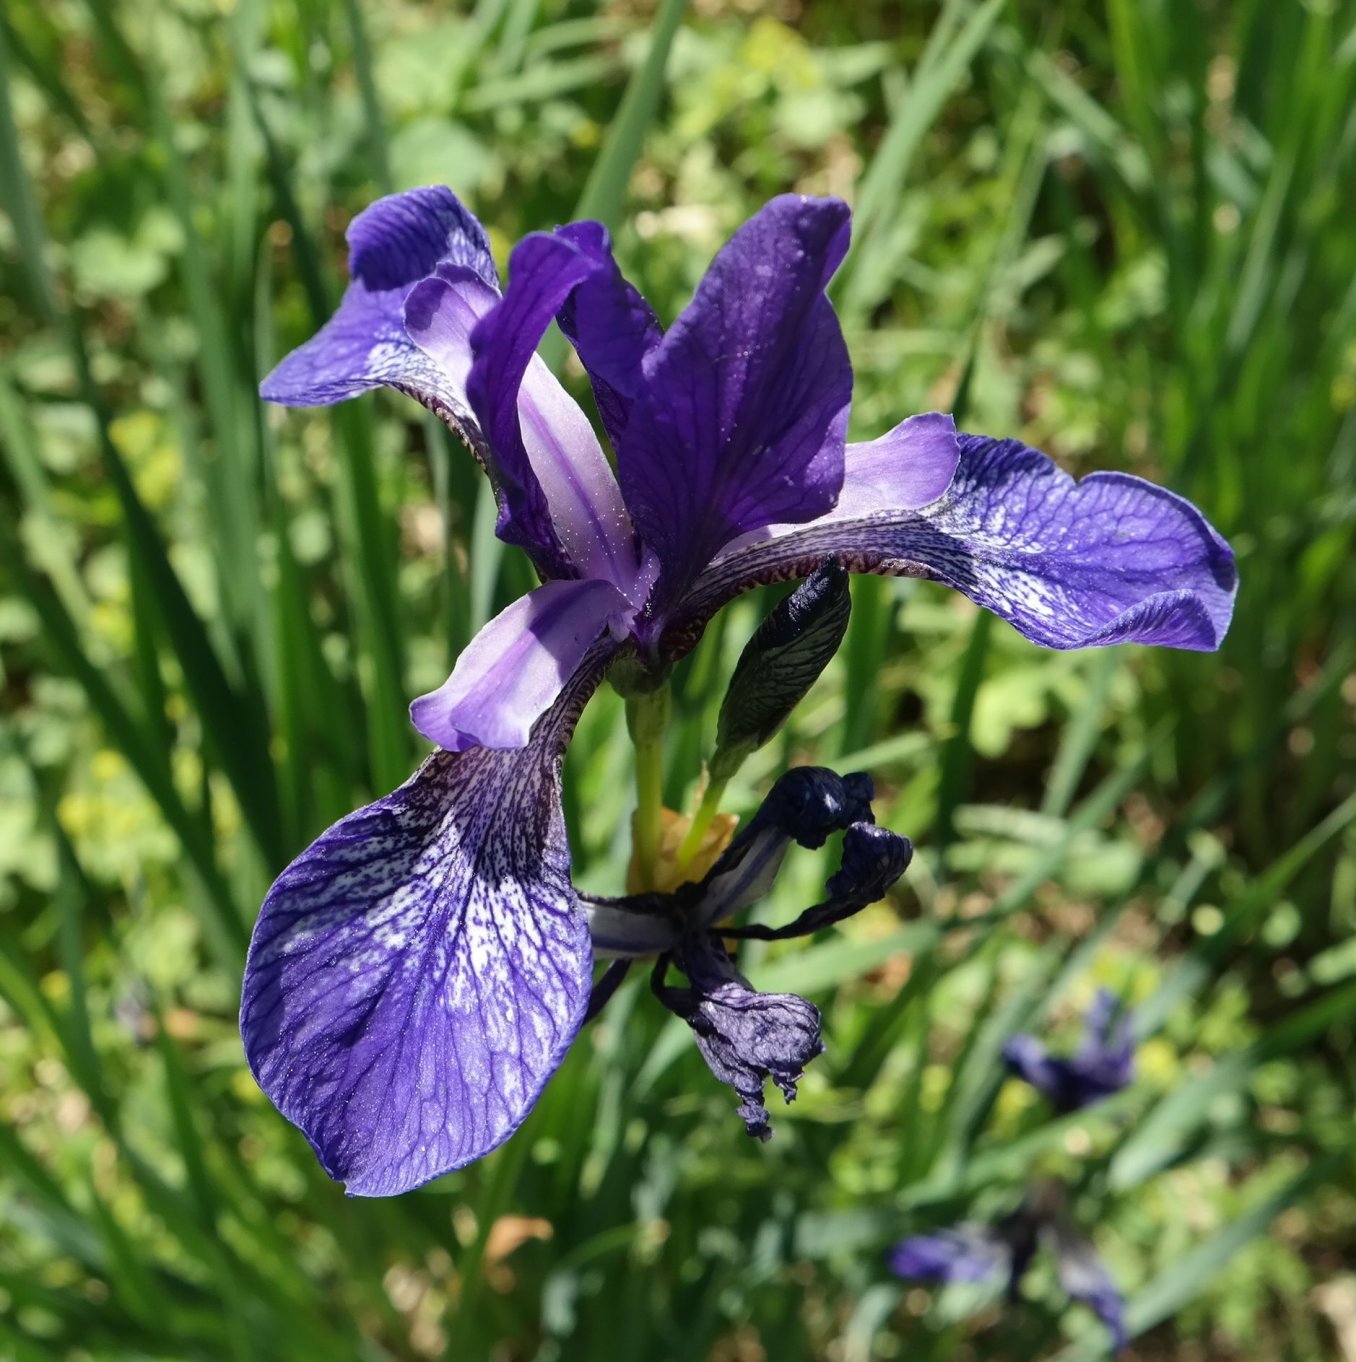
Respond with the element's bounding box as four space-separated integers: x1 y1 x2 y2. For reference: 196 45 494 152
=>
891 1180 1127 1353
242 186 1235 1196
1003 990 1136 1113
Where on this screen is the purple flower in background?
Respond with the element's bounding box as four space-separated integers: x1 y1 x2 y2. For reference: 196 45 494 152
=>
585 766 911 1138
242 186 1236 1195
1003 990 1136 1113
891 1180 1127 1354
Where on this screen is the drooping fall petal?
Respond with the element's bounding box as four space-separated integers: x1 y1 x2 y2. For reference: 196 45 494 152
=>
241 662 606 1196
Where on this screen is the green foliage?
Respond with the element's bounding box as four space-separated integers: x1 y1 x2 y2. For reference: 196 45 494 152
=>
1 0 1353 1359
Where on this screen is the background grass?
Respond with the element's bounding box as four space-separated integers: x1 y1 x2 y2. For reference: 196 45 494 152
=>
2 0 1355 1358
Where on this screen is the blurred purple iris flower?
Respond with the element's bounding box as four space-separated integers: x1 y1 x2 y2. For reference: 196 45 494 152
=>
241 186 1235 1196
1003 990 1136 1113
891 1180 1127 1353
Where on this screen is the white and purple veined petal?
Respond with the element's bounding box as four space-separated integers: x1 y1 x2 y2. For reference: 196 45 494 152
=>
677 427 1237 657
240 654 609 1197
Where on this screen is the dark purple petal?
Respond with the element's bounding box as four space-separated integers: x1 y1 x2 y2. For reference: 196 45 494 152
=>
466 234 646 589
653 938 824 1140
1080 989 1135 1061
347 186 497 292
687 766 879 932
675 433 1237 658
621 196 854 604
552 220 663 446
727 822 912 943
1047 1220 1128 1353
240 661 606 1196
889 1227 1011 1284
260 188 497 451
1073 989 1136 1092
409 577 632 751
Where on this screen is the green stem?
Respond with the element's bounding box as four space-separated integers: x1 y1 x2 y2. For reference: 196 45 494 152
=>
675 775 729 875
626 684 670 891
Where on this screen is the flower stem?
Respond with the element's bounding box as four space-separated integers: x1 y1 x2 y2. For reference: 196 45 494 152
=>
625 683 670 892
675 774 728 875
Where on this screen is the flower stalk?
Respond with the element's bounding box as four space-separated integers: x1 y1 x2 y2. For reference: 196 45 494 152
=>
675 772 730 875
625 682 671 892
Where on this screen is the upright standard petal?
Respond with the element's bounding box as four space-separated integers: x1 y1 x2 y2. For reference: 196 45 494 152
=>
679 433 1238 658
409 577 632 752
240 663 605 1196
406 266 620 579
551 221 663 446
620 196 854 605
467 234 643 589
260 187 498 447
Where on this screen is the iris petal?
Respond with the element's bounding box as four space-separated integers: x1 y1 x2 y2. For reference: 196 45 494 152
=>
1000 1033 1068 1105
409 577 631 752
551 220 663 445
1047 1220 1129 1353
406 266 626 580
260 187 496 440
889 1227 1012 1284
620 195 854 605
720 413 962 561
466 233 642 588
679 432 1237 657
240 663 606 1196
836 411 962 514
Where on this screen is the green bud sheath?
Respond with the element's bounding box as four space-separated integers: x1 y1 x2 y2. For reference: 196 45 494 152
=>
711 558 852 781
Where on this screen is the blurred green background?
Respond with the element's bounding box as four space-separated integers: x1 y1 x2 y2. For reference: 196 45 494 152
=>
2 0 1355 1357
